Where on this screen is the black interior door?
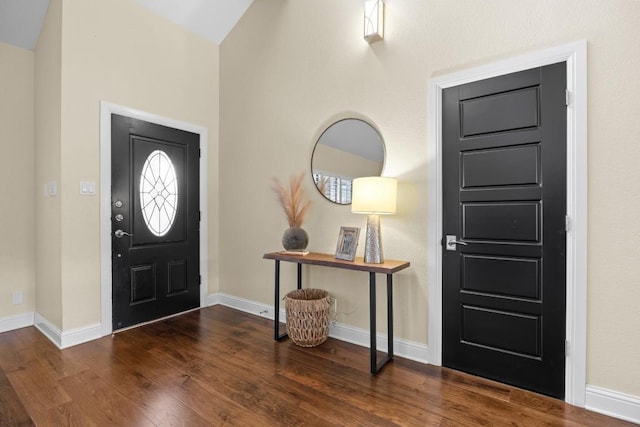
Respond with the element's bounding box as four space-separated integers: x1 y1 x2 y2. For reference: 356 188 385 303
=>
442 63 567 398
111 114 200 330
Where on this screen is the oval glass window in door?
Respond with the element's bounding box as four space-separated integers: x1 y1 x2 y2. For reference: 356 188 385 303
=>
139 150 178 237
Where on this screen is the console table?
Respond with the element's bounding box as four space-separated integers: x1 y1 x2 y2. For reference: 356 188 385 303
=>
263 251 410 375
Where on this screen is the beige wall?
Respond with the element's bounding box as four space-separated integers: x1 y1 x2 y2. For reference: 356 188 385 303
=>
0 43 35 319
34 0 63 327
220 0 640 397
30 0 220 330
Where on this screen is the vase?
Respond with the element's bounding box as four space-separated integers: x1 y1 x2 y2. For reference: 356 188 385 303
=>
282 227 309 251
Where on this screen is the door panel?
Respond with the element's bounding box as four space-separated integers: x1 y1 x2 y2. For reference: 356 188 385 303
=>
443 63 567 399
111 114 200 330
461 306 540 356
131 265 155 304
461 87 539 136
462 145 540 188
462 202 540 241
461 255 540 299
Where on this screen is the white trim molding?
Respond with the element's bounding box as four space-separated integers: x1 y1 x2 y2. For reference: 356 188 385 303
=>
586 385 640 424
427 41 588 406
214 292 277 321
0 312 34 333
212 292 430 364
329 321 429 364
99 101 209 337
34 312 61 347
34 313 102 349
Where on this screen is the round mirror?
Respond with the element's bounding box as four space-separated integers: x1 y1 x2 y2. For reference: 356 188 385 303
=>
311 118 385 205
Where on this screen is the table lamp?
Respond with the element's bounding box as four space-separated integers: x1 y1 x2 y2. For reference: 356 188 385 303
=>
351 176 397 263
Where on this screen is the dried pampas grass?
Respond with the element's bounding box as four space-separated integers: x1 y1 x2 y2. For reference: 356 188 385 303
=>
272 172 311 228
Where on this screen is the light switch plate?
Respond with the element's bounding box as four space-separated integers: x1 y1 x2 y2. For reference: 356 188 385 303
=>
80 181 96 195
46 180 57 196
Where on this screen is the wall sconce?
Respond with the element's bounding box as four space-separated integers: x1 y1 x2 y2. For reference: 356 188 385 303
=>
364 0 384 44
352 176 397 263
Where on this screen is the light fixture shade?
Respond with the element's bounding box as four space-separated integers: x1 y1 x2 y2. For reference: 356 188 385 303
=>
364 0 384 44
351 176 397 215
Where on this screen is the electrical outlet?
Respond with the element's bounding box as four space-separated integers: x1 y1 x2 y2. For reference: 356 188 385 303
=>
12 291 23 305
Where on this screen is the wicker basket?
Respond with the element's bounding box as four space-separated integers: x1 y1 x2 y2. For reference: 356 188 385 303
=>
285 288 330 347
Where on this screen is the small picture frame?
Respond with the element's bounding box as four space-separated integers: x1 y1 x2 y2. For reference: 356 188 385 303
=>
335 226 360 261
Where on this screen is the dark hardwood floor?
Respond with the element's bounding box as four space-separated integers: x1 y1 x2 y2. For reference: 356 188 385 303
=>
0 305 633 426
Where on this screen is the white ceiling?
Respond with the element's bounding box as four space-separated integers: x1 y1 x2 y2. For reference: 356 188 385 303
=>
0 0 253 50
0 0 49 50
134 0 253 45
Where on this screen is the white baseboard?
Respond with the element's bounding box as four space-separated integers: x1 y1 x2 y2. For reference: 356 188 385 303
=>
60 322 102 349
0 312 34 333
211 292 430 364
585 385 640 424
327 320 430 363
34 312 62 347
34 313 102 349
214 292 282 321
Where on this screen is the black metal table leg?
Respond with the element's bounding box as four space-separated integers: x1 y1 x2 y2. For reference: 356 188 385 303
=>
369 272 377 374
387 274 394 358
274 260 288 341
369 272 394 375
274 260 303 341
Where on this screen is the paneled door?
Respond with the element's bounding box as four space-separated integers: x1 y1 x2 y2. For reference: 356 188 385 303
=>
111 114 200 330
442 63 567 398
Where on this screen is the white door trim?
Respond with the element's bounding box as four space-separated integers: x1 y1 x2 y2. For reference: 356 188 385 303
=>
99 101 209 336
427 41 587 406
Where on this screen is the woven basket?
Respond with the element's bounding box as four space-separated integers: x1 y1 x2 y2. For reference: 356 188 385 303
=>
285 288 330 347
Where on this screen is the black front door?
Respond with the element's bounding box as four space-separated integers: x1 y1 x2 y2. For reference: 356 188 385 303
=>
111 114 200 330
442 63 567 398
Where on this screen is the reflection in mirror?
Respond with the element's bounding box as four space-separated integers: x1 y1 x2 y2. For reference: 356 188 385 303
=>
311 118 385 205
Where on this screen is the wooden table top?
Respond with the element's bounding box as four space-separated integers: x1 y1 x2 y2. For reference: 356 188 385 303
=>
263 251 410 274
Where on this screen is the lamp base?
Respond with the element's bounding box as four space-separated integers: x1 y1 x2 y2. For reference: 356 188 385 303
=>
364 214 383 263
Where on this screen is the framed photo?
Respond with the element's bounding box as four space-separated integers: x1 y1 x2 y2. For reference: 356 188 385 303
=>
335 226 360 261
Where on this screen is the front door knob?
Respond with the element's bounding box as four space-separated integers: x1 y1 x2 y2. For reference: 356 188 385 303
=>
445 235 467 251
114 229 133 238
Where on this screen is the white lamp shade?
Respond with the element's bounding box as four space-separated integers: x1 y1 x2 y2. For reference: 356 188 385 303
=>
351 176 397 214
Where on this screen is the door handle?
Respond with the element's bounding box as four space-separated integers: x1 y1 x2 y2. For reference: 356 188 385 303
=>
114 229 133 238
445 235 467 251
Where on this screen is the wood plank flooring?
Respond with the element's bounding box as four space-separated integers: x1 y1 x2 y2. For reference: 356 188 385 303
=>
0 305 634 426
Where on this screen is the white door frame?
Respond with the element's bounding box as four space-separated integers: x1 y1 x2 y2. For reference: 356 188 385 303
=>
99 101 209 336
427 41 588 406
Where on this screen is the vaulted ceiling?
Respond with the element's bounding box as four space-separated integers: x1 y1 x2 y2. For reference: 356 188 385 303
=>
0 0 253 50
